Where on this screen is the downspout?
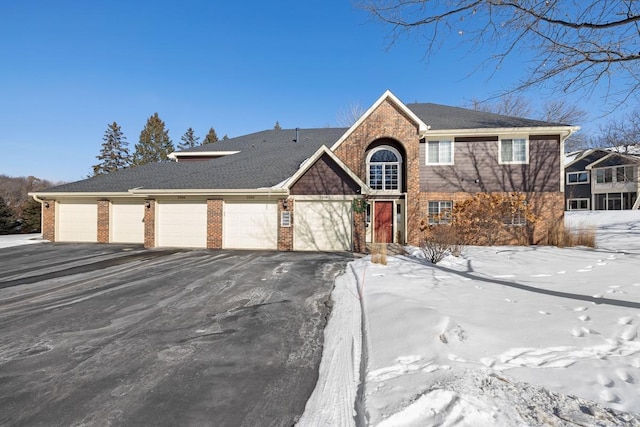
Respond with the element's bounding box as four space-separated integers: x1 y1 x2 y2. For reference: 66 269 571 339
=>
30 194 46 204
30 194 49 238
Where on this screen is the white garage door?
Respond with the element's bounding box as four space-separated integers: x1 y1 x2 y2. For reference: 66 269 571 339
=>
223 201 277 249
57 201 98 242
156 201 207 248
294 200 352 251
111 202 145 244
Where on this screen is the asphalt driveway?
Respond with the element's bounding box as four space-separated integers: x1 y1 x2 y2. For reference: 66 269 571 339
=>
0 244 350 426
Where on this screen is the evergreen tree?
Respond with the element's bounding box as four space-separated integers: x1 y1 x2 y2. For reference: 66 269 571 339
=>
222 134 229 141
20 198 41 233
178 127 200 150
93 122 131 176
274 121 282 130
203 127 219 145
132 113 175 165
0 196 14 234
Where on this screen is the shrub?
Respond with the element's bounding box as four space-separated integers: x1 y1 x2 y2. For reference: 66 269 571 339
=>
546 221 596 248
419 223 465 264
370 243 387 265
451 193 537 246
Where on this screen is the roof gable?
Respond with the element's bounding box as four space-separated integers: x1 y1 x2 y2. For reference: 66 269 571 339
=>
588 152 640 169
285 146 366 194
330 90 428 152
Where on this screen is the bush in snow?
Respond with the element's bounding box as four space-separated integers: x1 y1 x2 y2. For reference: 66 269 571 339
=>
419 224 464 263
451 193 536 246
370 243 387 265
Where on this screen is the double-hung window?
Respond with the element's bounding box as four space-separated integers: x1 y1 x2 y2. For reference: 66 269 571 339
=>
500 138 528 164
428 201 452 224
426 140 453 165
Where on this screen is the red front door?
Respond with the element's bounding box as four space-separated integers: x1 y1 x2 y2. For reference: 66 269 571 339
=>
374 202 393 243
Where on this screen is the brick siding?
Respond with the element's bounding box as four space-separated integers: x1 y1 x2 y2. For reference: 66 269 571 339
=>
42 200 55 242
143 199 155 248
334 98 422 245
278 198 294 251
207 199 223 249
97 200 110 243
353 207 366 253
420 191 565 245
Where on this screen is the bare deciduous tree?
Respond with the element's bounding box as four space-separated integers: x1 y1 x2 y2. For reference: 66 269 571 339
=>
361 0 640 104
597 108 640 152
337 101 366 127
468 94 534 118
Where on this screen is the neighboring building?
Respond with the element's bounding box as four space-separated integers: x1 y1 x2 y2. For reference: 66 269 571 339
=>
565 149 640 211
31 91 578 250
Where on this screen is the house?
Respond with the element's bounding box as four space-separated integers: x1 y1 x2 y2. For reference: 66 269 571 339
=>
30 90 578 251
565 149 640 210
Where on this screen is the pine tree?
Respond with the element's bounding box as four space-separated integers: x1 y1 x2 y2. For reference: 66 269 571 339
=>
274 121 282 130
132 113 175 165
0 196 14 234
222 134 229 141
178 127 200 150
92 122 131 176
203 127 219 145
20 198 41 233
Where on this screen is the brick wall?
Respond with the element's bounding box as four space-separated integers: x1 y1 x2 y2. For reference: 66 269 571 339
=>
143 199 155 248
278 198 294 251
353 207 366 253
420 191 565 245
97 200 110 243
207 199 223 249
42 200 55 242
334 98 423 245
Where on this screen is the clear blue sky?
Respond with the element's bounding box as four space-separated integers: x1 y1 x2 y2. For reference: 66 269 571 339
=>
0 0 620 182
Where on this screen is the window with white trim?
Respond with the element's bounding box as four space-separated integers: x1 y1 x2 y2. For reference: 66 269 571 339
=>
428 201 452 224
567 171 589 184
501 201 527 226
426 140 453 164
367 147 401 191
596 168 613 183
616 166 635 182
567 199 589 210
499 138 528 164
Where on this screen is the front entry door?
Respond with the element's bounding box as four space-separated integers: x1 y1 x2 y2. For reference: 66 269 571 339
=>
374 201 393 243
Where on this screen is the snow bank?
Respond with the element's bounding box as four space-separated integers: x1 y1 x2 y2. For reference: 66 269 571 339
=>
300 211 640 426
297 264 363 426
0 233 44 249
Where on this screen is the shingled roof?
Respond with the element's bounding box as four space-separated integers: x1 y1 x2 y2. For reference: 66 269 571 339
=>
406 103 567 130
40 100 570 194
41 128 347 193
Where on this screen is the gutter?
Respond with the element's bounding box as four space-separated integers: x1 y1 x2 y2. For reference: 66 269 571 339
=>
28 189 289 200
127 188 289 197
419 125 580 138
28 191 135 199
559 126 582 193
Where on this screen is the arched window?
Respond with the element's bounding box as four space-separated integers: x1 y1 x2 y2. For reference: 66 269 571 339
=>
367 147 401 191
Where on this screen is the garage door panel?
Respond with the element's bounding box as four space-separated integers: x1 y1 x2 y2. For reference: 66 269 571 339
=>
294 201 352 251
157 202 207 248
57 202 98 242
111 203 145 244
223 202 277 250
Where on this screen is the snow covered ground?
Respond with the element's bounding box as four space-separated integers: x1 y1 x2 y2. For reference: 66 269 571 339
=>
0 233 44 249
300 211 640 426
